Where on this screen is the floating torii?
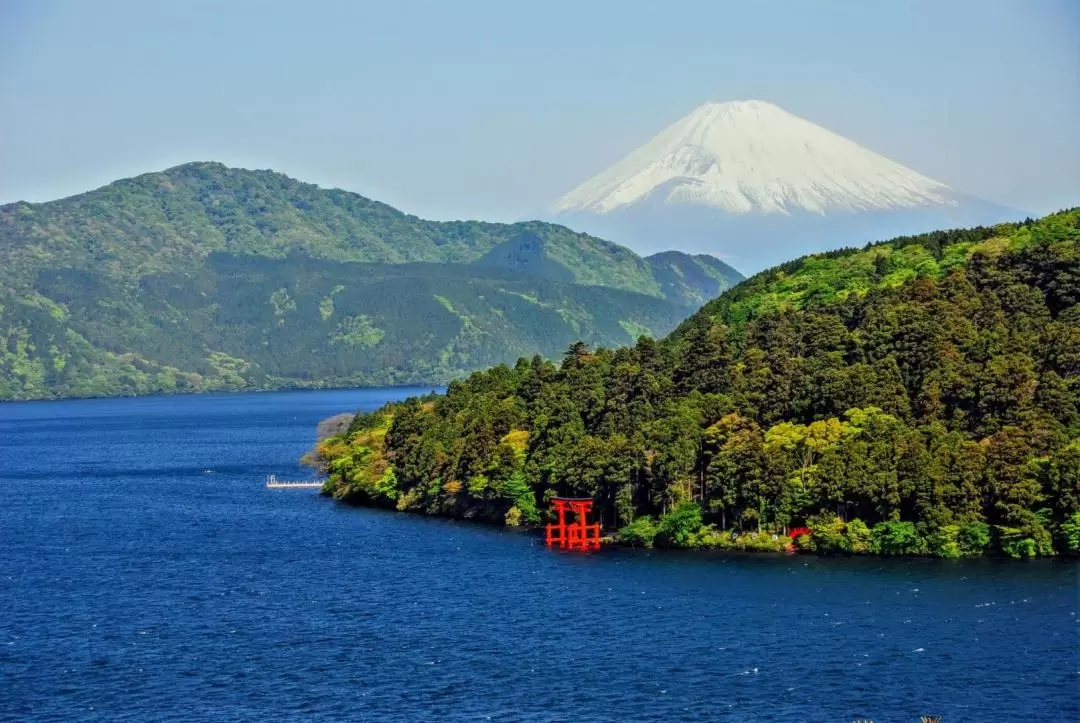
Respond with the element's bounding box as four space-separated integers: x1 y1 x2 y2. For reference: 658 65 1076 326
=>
546 497 601 550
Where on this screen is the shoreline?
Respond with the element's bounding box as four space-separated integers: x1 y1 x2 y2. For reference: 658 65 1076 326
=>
0 383 447 405
326 494 1077 561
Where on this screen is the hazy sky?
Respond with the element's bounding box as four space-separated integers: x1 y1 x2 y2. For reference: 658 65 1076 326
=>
2 0 1077 219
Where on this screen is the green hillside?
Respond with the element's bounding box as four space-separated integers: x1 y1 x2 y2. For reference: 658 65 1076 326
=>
0 161 740 303
313 209 1080 558
0 253 691 399
0 162 742 400
646 250 746 308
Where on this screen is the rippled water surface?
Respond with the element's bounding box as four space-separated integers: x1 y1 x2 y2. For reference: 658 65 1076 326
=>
1 390 1077 722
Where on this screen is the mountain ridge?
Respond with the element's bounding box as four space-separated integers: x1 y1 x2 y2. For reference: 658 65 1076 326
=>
0 162 743 400
0 161 743 302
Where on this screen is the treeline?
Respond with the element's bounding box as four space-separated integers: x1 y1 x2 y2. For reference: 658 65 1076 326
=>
315 210 1080 557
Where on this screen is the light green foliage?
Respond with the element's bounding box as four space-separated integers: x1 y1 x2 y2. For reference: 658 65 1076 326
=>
2 326 47 394
319 296 334 321
793 533 814 552
845 519 872 554
206 352 253 390
803 516 882 556
618 516 659 547
49 344 67 372
467 474 490 497
319 284 344 321
269 287 296 324
618 319 654 342
22 292 69 322
317 410 397 504
329 315 384 348
925 525 962 558
433 295 457 314
370 467 397 502
689 212 1077 332
694 526 787 551
809 514 850 555
733 531 787 552
765 416 857 519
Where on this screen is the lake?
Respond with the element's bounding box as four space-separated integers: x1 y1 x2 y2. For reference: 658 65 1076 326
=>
1 389 1076 721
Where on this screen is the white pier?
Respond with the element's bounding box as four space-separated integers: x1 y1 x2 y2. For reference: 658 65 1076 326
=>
265 474 324 489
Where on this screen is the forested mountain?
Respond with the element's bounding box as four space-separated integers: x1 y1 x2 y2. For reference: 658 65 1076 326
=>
645 251 746 308
314 210 1080 557
0 162 742 400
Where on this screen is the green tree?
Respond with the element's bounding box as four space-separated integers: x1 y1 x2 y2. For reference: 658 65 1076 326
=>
656 502 704 548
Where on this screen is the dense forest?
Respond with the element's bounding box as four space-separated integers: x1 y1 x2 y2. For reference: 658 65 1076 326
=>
0 162 741 400
314 210 1080 557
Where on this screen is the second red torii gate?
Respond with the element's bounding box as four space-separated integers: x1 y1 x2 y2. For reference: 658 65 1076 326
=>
545 497 601 550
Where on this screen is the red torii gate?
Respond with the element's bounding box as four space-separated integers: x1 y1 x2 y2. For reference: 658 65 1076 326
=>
546 497 601 550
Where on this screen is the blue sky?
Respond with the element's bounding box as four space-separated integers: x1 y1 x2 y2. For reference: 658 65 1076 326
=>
1 0 1077 219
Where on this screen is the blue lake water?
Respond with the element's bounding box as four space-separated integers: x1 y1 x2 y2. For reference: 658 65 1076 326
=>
1 389 1077 721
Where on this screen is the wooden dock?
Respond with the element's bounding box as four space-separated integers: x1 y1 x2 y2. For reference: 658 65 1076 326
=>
265 474 324 489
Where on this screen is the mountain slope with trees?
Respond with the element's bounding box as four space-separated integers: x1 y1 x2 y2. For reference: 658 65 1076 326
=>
0 161 740 303
313 209 1080 557
0 162 742 400
646 251 747 308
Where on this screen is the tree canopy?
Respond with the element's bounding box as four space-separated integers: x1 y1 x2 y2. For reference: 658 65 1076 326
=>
315 209 1080 558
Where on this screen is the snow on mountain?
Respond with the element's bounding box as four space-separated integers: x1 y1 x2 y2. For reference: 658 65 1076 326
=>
549 101 1022 274
553 100 956 216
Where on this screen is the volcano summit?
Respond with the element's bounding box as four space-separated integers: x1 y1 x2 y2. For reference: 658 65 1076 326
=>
550 100 1022 273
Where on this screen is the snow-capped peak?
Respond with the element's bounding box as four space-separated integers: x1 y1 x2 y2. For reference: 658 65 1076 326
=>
551 100 956 216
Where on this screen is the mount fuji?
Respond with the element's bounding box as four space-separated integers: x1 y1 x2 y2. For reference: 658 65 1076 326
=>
549 100 1024 274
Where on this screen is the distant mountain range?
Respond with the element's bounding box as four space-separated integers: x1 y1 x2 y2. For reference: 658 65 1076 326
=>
549 100 1025 273
0 162 742 400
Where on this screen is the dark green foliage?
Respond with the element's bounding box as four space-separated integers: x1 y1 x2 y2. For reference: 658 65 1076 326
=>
317 209 1080 556
0 162 743 400
645 251 744 307
0 254 694 399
